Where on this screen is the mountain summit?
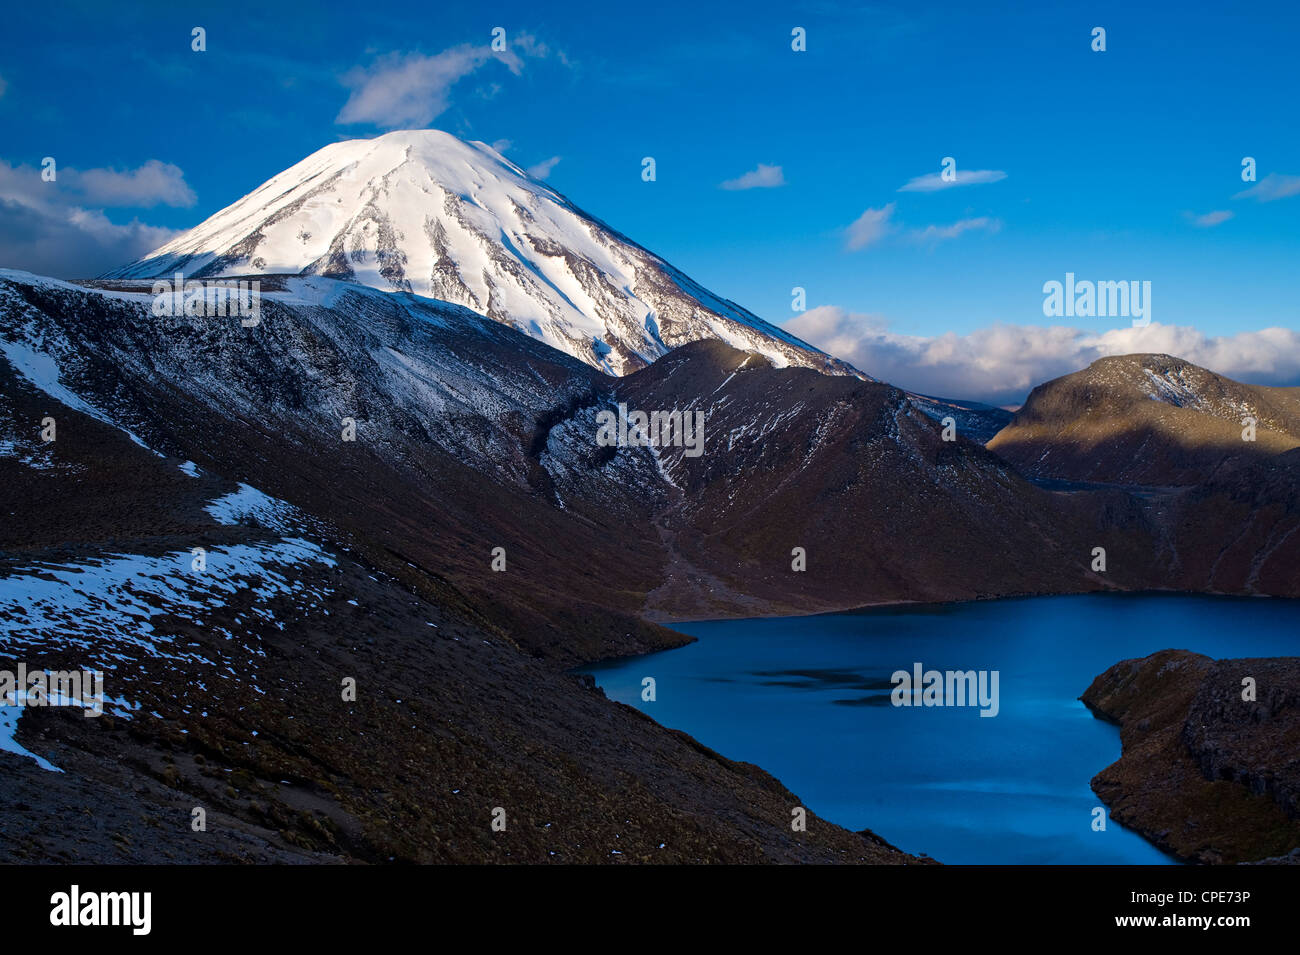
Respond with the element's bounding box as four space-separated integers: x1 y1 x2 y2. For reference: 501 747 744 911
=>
108 129 846 377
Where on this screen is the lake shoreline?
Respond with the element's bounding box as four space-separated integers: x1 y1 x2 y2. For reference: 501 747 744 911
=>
580 595 1300 864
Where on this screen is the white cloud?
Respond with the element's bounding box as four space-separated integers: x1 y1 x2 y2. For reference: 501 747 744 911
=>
0 158 195 209
1233 173 1300 202
337 36 548 129
846 206 997 250
526 155 561 179
489 139 512 154
898 168 1006 192
0 159 181 277
786 305 1300 404
720 163 786 190
845 203 896 250
511 33 552 59
910 216 1001 243
338 47 511 128
1184 209 1233 228
73 160 196 208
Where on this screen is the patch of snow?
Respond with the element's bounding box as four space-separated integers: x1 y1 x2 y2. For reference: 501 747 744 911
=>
0 692 64 772
0 330 159 455
205 483 300 533
0 539 338 670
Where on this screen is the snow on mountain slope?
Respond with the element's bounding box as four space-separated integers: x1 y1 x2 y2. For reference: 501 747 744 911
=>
107 130 849 378
0 270 643 496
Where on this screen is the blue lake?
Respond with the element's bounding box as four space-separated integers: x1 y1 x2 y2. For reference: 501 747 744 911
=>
577 594 1300 865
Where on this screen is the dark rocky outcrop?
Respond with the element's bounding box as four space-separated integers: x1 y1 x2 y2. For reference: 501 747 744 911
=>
1081 650 1300 864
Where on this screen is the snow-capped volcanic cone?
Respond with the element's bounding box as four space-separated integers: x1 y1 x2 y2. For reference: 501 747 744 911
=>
108 129 849 377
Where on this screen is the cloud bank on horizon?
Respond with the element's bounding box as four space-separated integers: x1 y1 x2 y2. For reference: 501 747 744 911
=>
0 159 186 278
787 305 1300 405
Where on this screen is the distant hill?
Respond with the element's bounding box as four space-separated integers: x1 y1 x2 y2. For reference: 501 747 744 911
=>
987 354 1300 486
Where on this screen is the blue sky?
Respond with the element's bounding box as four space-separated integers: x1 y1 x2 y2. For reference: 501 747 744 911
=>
1 0 1297 400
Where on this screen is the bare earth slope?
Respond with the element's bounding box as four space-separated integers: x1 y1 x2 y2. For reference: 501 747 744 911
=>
0 344 921 865
613 340 1154 617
